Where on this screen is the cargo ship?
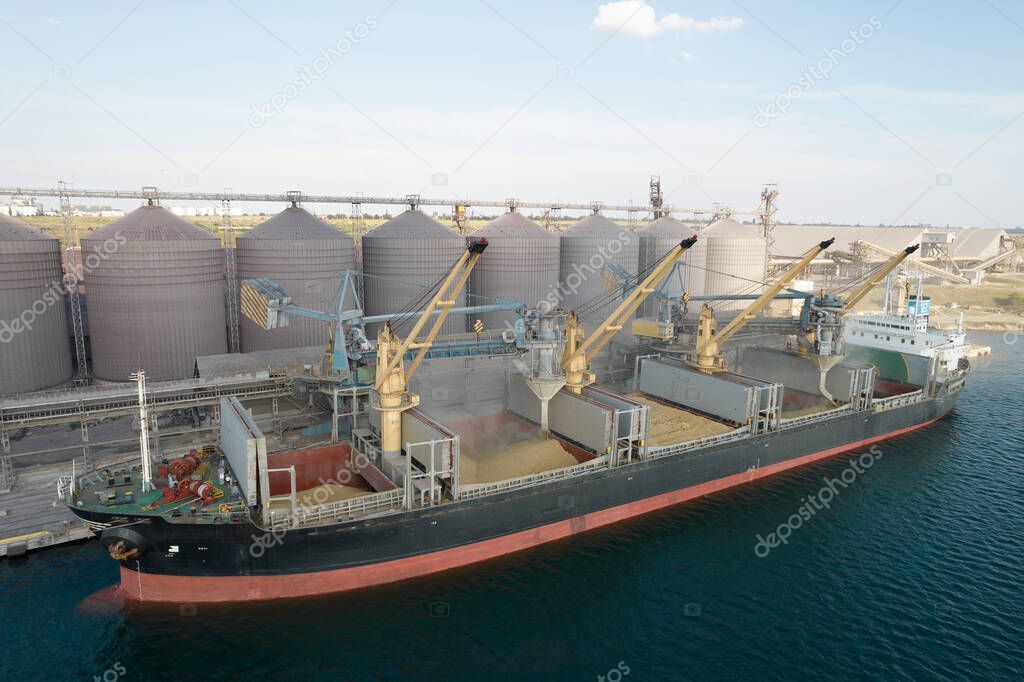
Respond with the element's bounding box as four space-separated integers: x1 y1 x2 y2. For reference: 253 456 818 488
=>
62 235 968 602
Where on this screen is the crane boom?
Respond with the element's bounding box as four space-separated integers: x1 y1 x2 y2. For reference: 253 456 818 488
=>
375 238 488 390
855 240 967 284
562 236 698 392
373 238 489 457
694 238 835 371
842 243 920 309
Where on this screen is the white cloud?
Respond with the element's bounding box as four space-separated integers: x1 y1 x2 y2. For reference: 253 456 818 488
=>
591 1 743 39
47 17 62 25
680 50 695 63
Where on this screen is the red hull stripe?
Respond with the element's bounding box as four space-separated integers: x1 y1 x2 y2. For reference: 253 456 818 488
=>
121 417 939 602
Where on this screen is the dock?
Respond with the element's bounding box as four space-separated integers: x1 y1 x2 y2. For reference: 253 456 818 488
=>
964 343 992 358
0 455 94 558
0 395 316 559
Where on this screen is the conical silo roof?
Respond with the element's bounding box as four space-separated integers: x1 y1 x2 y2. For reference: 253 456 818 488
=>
473 211 557 239
470 211 559 328
703 217 759 238
240 206 346 240
565 213 624 237
0 213 54 240
366 209 457 238
236 206 355 352
0 213 73 393
642 215 692 238
85 205 218 241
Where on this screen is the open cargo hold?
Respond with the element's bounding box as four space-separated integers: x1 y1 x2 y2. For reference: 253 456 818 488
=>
506 373 616 456
636 355 782 430
740 347 875 403
625 393 734 445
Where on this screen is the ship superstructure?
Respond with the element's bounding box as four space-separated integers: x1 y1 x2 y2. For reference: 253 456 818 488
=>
845 271 968 385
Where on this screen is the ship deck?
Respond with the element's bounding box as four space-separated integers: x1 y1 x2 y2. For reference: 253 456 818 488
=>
65 448 248 522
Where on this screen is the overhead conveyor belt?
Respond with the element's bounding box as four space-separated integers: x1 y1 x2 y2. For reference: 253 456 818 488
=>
0 185 764 217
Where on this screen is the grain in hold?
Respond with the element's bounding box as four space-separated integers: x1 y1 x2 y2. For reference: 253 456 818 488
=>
627 393 735 445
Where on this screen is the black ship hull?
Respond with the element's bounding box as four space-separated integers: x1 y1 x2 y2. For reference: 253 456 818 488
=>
76 389 960 602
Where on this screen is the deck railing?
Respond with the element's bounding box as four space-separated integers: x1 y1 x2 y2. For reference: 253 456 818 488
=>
457 456 609 501
269 487 406 531
871 390 924 411
646 426 752 459
777 402 854 429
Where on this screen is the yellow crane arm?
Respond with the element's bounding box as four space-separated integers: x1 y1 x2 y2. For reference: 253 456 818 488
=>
842 244 920 309
855 240 966 284
374 238 488 390
694 237 834 370
715 238 834 346
561 236 697 388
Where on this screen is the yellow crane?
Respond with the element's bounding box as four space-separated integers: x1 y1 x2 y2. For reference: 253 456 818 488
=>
373 238 489 456
562 236 699 394
791 243 920 403
855 240 967 284
693 238 835 373
841 244 921 310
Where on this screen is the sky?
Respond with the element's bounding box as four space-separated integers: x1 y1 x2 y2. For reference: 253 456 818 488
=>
1 0 1021 227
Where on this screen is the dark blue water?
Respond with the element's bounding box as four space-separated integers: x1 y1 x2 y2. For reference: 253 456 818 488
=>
2 332 1022 681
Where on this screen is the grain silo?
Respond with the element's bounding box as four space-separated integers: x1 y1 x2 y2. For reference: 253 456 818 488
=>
361 209 465 337
637 216 703 318
81 204 227 381
558 213 638 324
236 205 355 351
469 211 559 330
0 214 73 394
701 217 767 312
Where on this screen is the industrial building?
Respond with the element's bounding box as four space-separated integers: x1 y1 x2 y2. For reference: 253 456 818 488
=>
638 215 703 318
81 204 227 382
699 218 768 312
771 224 1018 285
559 213 639 324
0 214 72 394
236 204 355 352
468 210 559 329
361 209 467 337
0 183 1019 409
